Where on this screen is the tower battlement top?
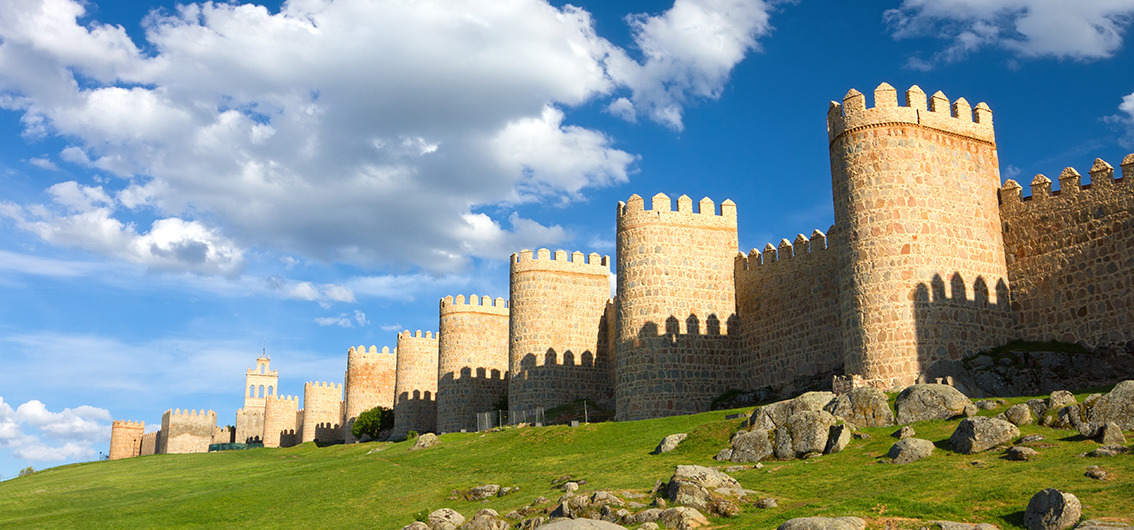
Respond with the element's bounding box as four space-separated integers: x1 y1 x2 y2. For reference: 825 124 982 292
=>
827 83 994 144
440 294 510 316
511 248 610 275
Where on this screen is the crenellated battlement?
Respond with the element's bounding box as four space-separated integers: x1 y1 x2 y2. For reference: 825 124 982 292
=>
616 193 736 230
735 228 833 270
267 394 299 404
440 294 510 316
511 248 610 275
999 155 1134 207
304 381 343 391
164 408 215 419
827 83 994 144
398 329 436 340
112 420 145 429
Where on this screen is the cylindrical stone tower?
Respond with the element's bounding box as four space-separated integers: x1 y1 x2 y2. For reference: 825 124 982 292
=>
391 330 439 438
263 394 299 448
509 249 614 416
828 83 1015 388
301 381 343 443
108 420 144 460
342 344 397 442
437 295 510 433
615 193 741 421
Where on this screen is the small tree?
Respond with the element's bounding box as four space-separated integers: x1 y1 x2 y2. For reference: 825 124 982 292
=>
18 466 34 478
351 406 394 440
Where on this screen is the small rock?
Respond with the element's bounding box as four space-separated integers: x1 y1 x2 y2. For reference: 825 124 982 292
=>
563 482 579 493
1023 489 1081 530
652 498 667 509
1097 422 1126 445
640 524 658 530
590 491 623 508
518 518 545 530
654 433 688 454
498 486 519 497
1084 467 1108 480
1075 520 1134 530
533 520 628 530
660 507 710 530
714 448 733 461
462 510 508 530
532 496 550 505
949 417 1020 454
825 424 852 454
635 508 663 524
626 501 645 509
621 491 646 499
723 465 747 472
1086 445 1129 457
709 498 741 517
964 403 979 417
403 523 429 530
411 433 440 451
467 485 501 501
888 438 935 464
756 498 778 508
1018 434 1046 444
1005 404 1033 426
504 512 522 520
853 432 872 440
1005 446 1039 461
893 426 916 439
975 400 1000 410
428 509 466 530
777 517 867 530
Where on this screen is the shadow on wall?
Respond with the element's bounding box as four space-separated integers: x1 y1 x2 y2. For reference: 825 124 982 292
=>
395 390 436 434
913 272 1016 381
438 368 509 432
515 346 614 411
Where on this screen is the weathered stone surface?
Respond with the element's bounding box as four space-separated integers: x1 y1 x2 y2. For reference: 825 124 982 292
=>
964 403 980 417
893 426 916 439
728 429 772 462
888 438 935 464
1019 434 1046 443
1049 391 1077 411
590 491 623 508
429 509 467 530
534 519 627 530
1005 404 1033 426
1023 489 1081 530
756 498 778 508
634 509 663 524
462 510 509 530
826 387 895 427
895 385 972 424
411 433 440 451
466 484 500 501
1027 399 1048 420
1086 444 1129 457
950 417 1020 454
639 523 659 530
825 424 852 454
1088 381 1134 430
775 410 837 458
563 482 579 493
709 498 741 517
1097 422 1126 445
519 518 546 530
751 392 836 431
1006 445 1039 461
1075 520 1133 530
714 448 733 461
660 507 710 530
403 522 430 530
777 517 867 530
1084 466 1108 480
928 522 1000 530
654 433 688 454
666 464 743 511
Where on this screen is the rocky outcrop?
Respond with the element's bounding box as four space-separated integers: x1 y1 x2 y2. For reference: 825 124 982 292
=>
466 485 500 501
428 509 467 530
750 392 836 431
665 465 747 512
887 438 934 464
1004 404 1033 426
412 433 440 451
1087 381 1134 429
825 387 894 427
717 429 772 463
949 417 1019 454
895 385 972 424
534 519 627 530
1097 422 1126 445
462 509 509 530
654 434 688 454
962 345 1134 398
774 411 844 459
1023 489 1081 530
777 517 867 530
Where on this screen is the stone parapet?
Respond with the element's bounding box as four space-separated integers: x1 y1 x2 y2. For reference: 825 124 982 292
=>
438 294 510 433
391 330 439 437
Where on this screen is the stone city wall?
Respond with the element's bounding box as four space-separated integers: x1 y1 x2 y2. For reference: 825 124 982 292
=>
212 425 234 445
438 295 510 433
108 420 144 460
735 228 843 389
1000 155 1134 346
235 408 264 444
263 394 299 448
829 83 1016 388
509 249 614 415
343 345 397 442
391 330 439 438
139 430 159 456
301 382 343 443
615 193 743 420
160 409 216 454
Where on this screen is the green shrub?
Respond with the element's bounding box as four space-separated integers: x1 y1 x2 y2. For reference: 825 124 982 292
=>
351 406 394 440
18 466 34 478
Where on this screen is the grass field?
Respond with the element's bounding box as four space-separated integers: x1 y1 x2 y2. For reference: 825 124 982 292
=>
1 390 1131 529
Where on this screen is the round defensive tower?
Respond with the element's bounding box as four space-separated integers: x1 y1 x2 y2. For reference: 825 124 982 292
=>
509 249 614 417
391 330 439 438
342 344 397 442
615 193 741 421
828 83 1015 387
437 295 510 433
263 394 299 448
108 420 144 460
301 381 343 443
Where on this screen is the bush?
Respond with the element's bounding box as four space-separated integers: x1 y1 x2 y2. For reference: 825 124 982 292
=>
351 406 394 440
407 430 419 440
18 466 34 478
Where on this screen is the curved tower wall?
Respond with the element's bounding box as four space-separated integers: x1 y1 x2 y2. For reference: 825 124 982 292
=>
109 420 144 460
301 382 343 443
342 345 396 442
615 194 741 420
391 330 439 438
509 249 614 415
437 295 510 433
263 394 299 448
828 83 1016 388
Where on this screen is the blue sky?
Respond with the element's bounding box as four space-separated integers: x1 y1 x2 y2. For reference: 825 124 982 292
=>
1 0 1133 479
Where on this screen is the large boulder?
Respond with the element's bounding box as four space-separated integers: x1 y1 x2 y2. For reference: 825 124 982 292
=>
428 509 467 530
1087 380 1134 429
462 510 509 530
1097 422 1126 445
654 434 688 454
660 507 710 530
777 517 867 530
826 387 895 427
949 417 1020 454
825 424 852 454
895 385 972 424
534 520 628 530
466 485 500 501
727 429 773 463
888 438 935 464
750 392 836 431
1023 489 1081 530
412 433 440 451
665 465 743 511
774 410 837 459
1005 404 1033 426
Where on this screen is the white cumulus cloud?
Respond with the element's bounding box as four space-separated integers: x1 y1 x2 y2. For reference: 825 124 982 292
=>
0 397 111 463
885 0 1134 69
0 0 773 275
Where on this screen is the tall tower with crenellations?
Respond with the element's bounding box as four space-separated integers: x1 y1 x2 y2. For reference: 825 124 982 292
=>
108 420 144 460
508 249 614 417
236 354 278 444
301 381 343 443
437 295 510 433
342 344 396 442
828 83 1017 388
391 330 439 438
615 193 742 420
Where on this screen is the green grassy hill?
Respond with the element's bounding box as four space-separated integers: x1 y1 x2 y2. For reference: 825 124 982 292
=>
1 390 1131 529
